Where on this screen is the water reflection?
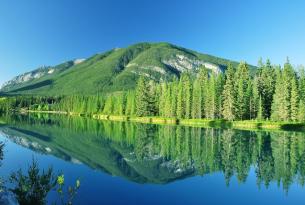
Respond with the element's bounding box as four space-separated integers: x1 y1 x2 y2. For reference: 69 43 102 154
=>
1 114 305 193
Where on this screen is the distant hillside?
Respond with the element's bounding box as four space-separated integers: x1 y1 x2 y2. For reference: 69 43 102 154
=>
1 42 254 96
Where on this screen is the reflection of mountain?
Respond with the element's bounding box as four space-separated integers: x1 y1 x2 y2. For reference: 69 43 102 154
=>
0 115 195 184
1 114 305 192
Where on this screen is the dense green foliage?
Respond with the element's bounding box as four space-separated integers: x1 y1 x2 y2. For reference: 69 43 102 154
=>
1 59 304 122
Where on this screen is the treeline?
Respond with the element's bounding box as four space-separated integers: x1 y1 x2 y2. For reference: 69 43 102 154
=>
133 59 305 121
1 59 305 122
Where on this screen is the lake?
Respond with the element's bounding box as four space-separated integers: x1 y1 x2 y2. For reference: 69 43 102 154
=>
0 114 304 205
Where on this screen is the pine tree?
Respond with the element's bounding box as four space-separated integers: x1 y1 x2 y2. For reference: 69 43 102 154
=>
215 74 225 118
271 69 284 120
271 66 290 121
235 62 250 120
103 95 114 114
184 73 192 119
290 78 299 121
125 91 136 115
222 63 236 120
148 80 158 116
205 74 216 119
257 95 263 120
170 80 178 117
245 79 253 119
197 67 209 118
158 83 167 117
257 59 276 119
176 78 184 118
298 100 305 122
135 76 151 117
299 67 305 102
250 77 260 120
282 58 296 120
164 83 172 117
192 79 202 119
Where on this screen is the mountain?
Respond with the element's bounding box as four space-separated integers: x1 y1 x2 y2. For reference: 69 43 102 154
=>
1 42 253 96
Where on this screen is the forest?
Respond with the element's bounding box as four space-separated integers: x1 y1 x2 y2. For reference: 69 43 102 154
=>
1 58 305 122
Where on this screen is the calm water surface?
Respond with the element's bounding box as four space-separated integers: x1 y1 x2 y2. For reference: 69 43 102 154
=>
0 114 304 205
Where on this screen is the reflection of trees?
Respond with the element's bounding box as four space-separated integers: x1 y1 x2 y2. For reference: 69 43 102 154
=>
3 114 305 192
0 142 3 163
256 132 274 189
134 124 157 161
0 142 4 191
129 124 305 192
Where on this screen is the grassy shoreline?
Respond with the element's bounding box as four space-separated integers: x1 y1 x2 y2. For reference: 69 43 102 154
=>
17 110 305 131
92 114 305 131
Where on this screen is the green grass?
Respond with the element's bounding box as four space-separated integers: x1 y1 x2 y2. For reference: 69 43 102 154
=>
17 111 305 131
91 114 305 131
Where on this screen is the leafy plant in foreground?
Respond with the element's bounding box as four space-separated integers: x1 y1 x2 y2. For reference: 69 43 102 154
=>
9 159 81 205
9 160 56 205
56 174 81 205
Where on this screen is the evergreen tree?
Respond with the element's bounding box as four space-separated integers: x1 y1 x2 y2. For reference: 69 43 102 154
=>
235 62 250 120
147 80 158 116
103 95 114 114
197 67 209 117
116 94 126 115
257 59 276 119
135 76 151 117
205 74 216 119
282 59 296 120
271 63 292 121
192 79 202 119
290 78 299 121
176 73 192 119
158 83 167 117
184 73 192 119
299 67 305 103
250 77 260 119
245 80 253 119
176 78 184 118
125 91 136 115
215 74 225 118
170 80 178 117
271 68 287 120
298 100 305 121
164 84 172 117
222 64 236 120
257 95 264 120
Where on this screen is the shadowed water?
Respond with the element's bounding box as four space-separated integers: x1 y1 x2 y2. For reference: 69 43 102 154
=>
0 114 304 204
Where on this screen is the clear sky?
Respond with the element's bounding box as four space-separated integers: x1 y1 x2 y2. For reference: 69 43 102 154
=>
1 0 305 86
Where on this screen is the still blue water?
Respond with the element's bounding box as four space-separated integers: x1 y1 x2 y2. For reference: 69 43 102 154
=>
0 114 304 205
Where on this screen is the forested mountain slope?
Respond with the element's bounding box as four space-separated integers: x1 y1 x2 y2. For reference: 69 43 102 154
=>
1 42 252 96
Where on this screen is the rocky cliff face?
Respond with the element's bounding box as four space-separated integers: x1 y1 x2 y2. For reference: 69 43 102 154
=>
129 54 224 82
1 59 85 91
162 54 223 74
1 66 52 89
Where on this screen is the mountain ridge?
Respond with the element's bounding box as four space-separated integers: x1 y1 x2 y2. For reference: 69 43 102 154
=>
1 42 254 96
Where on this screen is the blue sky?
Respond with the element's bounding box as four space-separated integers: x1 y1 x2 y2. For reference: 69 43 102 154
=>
1 0 305 86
